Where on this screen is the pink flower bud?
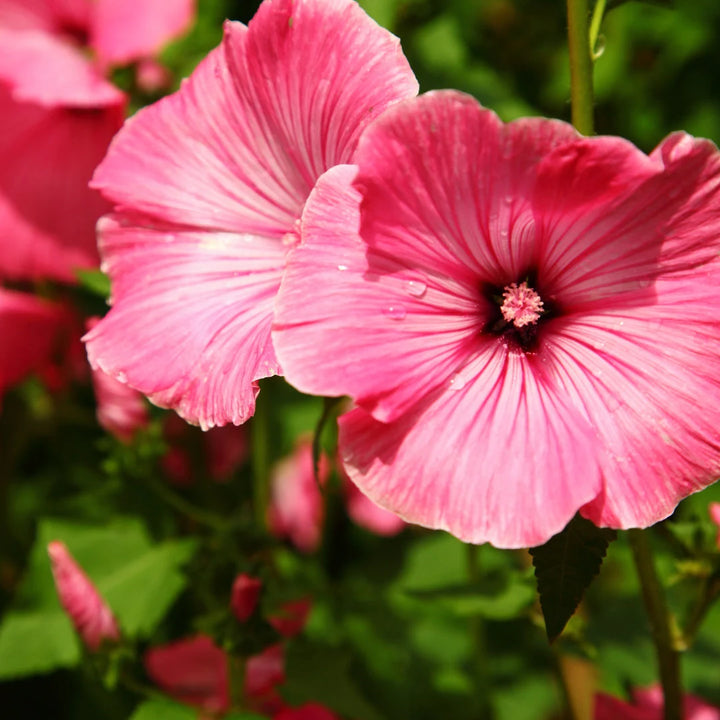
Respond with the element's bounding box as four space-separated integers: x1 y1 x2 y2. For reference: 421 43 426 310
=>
47 541 120 651
230 573 262 622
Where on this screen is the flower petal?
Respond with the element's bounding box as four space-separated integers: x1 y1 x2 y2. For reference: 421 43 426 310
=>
0 29 123 107
0 288 66 394
352 90 578 285
275 164 488 422
543 272 720 528
0 84 122 281
84 216 283 428
339 343 601 549
92 1 417 235
91 0 195 66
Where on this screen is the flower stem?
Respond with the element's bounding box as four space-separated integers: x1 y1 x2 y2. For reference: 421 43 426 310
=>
627 529 682 720
588 0 607 58
252 390 270 530
566 0 595 135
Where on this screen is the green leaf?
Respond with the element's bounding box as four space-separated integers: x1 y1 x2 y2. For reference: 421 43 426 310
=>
15 518 196 641
405 569 536 620
129 699 198 720
0 611 80 679
100 539 197 637
530 514 616 642
75 268 111 298
283 641 385 720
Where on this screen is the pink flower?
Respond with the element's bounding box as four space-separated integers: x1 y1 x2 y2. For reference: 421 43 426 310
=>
87 316 149 441
269 440 328 553
161 413 249 486
709 502 720 548
268 598 312 638
274 90 720 548
145 635 286 716
47 540 120 651
344 479 405 537
230 573 263 622
274 704 339 720
595 686 720 719
0 0 194 282
84 0 418 429
0 289 66 399
145 635 229 714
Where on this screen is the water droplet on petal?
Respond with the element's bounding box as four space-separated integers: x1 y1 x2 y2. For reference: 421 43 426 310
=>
406 280 427 298
337 264 348 271
449 371 467 390
383 305 407 321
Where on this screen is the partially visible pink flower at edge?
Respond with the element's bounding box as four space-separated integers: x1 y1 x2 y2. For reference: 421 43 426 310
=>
84 0 418 429
708 502 720 548
0 0 195 282
47 541 120 651
595 686 720 719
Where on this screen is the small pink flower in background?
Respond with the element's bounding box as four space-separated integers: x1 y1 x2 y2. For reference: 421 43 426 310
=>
274 90 720 548
230 573 263 622
145 635 288 717
47 540 120 651
268 598 312 638
268 440 328 553
344 478 405 537
0 0 194 282
87 316 149 442
709 502 720 548
268 439 405 551
162 413 248 486
274 704 339 720
84 0 418 429
595 686 720 719
145 635 229 714
0 289 66 401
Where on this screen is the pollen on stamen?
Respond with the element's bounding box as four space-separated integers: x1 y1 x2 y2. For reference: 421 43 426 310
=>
500 281 544 328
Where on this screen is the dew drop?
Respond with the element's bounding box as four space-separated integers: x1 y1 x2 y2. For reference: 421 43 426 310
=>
383 304 407 320
406 280 427 298
116 371 128 384
449 371 467 390
337 264 348 271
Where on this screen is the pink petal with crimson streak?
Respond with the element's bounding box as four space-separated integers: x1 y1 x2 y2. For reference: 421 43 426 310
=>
0 0 92 38
0 85 122 282
87 0 416 427
90 0 195 67
594 687 720 719
84 217 284 428
0 289 66 394
47 541 120 651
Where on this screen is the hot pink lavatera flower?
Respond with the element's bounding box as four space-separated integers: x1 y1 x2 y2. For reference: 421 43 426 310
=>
47 540 120 651
0 0 194 282
273 90 720 549
595 686 720 719
84 0 418 429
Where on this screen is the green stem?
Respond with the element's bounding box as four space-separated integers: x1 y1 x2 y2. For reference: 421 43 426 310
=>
467 545 494 719
313 397 342 491
227 653 246 710
251 391 270 530
589 0 607 59
566 0 595 135
627 529 682 720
